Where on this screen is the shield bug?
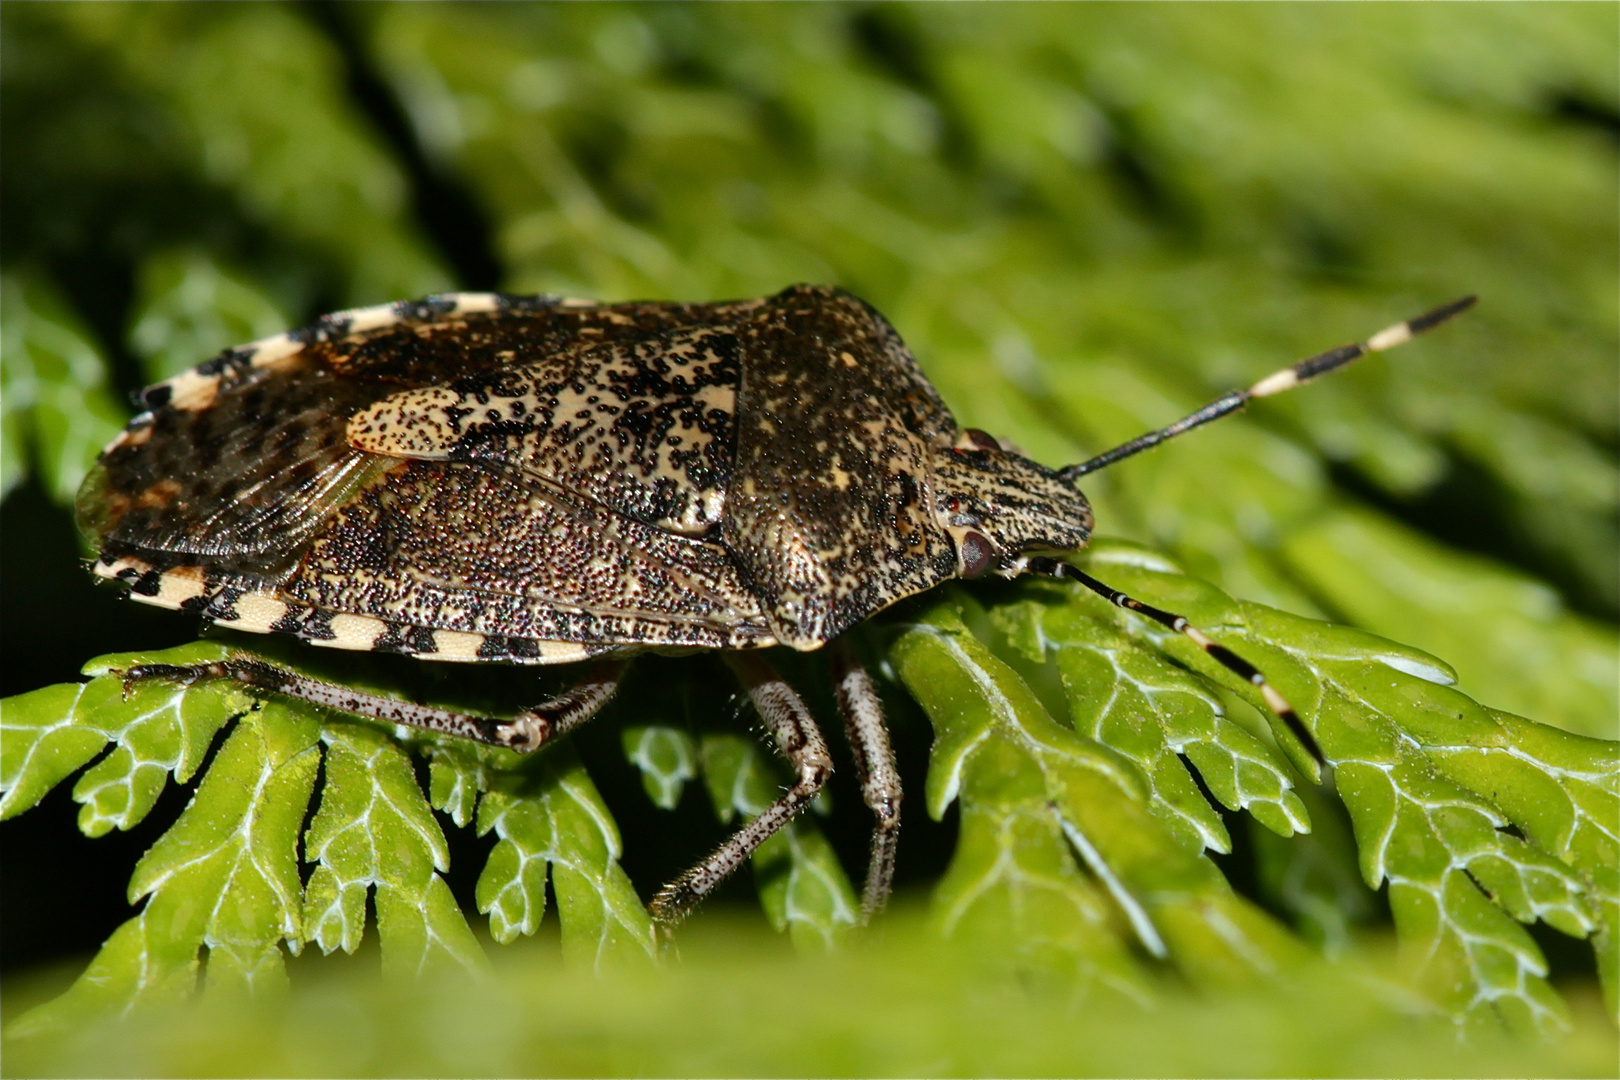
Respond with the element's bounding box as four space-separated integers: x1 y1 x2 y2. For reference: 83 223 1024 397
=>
79 283 1475 926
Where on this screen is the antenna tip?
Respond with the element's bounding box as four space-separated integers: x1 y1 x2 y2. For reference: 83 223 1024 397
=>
1409 294 1478 335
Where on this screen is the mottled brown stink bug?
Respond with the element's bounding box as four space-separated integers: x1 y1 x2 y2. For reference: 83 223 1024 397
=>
79 283 1474 925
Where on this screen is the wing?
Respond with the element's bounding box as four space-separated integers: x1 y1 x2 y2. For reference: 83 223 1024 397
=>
84 292 752 571
81 375 402 576
346 324 741 536
93 456 777 664
81 291 775 662
278 458 774 652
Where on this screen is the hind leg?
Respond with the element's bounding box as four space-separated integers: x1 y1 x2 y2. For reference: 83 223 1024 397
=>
122 655 627 752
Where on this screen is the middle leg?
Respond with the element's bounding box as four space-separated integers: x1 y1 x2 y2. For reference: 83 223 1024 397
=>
832 641 902 924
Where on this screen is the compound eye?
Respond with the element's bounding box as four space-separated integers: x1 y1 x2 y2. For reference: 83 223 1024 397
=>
960 428 1001 452
958 530 996 578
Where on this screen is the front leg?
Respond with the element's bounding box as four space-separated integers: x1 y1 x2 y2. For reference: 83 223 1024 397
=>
122 655 628 752
649 652 834 926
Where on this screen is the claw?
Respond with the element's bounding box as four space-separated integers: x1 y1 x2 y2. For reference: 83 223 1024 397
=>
497 711 552 753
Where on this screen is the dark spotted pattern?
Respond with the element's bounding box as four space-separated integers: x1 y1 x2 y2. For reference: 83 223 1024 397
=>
347 325 742 536
278 458 774 650
80 284 1097 662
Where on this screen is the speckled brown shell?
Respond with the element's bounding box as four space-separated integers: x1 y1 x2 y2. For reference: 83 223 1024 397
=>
80 284 1093 663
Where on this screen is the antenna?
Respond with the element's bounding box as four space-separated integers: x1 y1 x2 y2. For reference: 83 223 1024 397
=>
1026 555 1325 768
1059 295 1477 481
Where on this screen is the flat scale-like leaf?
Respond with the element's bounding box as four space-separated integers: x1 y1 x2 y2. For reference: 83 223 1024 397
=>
617 703 860 952
989 590 1311 854
622 724 698 811
1280 507 1619 738
427 739 657 967
888 592 1314 1000
301 723 484 976
1248 782 1378 957
1 641 252 830
9 702 320 1035
1054 542 1616 1033
1 641 658 1027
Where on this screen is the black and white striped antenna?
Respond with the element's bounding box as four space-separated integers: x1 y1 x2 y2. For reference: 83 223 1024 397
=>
1060 295 1477 481
1040 296 1478 768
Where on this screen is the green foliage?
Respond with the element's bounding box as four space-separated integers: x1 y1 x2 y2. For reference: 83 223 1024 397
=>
2 2 1616 1072
6 693 321 1036
886 541 1616 1036
429 737 654 964
5 912 1619 1079
0 642 655 1036
0 274 127 507
0 641 251 835
626 721 863 947
7 555 1608 1043
298 723 487 975
3 907 1614 1078
126 249 292 384
622 724 698 810
1279 507 1620 732
890 589 1309 1002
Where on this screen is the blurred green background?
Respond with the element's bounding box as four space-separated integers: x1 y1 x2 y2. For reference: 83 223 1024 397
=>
1 2 1615 1074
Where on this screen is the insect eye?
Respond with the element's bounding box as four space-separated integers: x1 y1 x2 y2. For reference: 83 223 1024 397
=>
958 530 996 578
959 428 1001 452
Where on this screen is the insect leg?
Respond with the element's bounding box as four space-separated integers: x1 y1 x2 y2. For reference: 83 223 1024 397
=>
1026 557 1325 766
831 641 901 924
649 652 834 927
512 662 628 745
119 656 627 753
